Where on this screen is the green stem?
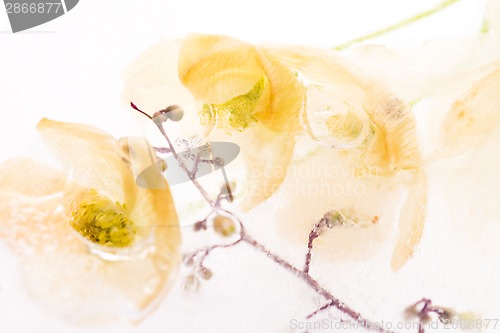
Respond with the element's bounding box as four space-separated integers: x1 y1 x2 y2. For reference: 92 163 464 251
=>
333 0 461 50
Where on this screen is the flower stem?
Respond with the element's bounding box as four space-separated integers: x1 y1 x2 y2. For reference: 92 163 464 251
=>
155 123 215 206
232 212 394 333
130 102 215 206
333 0 461 50
136 102 396 333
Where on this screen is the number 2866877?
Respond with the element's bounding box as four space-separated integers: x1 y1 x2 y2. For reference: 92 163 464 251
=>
5 2 62 14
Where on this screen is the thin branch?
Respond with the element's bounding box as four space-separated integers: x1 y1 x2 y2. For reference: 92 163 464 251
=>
130 102 152 120
186 237 243 268
135 102 403 333
157 123 215 202
306 301 334 319
131 102 214 206
153 146 172 154
304 217 328 274
233 214 393 333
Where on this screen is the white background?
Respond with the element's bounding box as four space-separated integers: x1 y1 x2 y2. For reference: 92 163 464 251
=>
0 1 496 333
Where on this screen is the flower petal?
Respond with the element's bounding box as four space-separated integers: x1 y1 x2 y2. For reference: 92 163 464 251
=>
232 124 296 210
252 49 304 133
37 118 137 208
177 35 306 208
442 67 500 154
269 46 426 270
0 120 181 323
179 34 265 104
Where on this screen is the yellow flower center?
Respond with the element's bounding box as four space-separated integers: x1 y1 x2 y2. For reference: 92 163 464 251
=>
201 77 264 131
70 189 137 248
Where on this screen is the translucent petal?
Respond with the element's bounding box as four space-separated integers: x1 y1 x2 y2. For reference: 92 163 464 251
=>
37 118 137 207
228 124 296 210
442 68 500 154
269 46 421 173
251 49 304 133
390 173 427 271
0 120 181 323
269 46 426 270
178 34 265 104
177 35 304 208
